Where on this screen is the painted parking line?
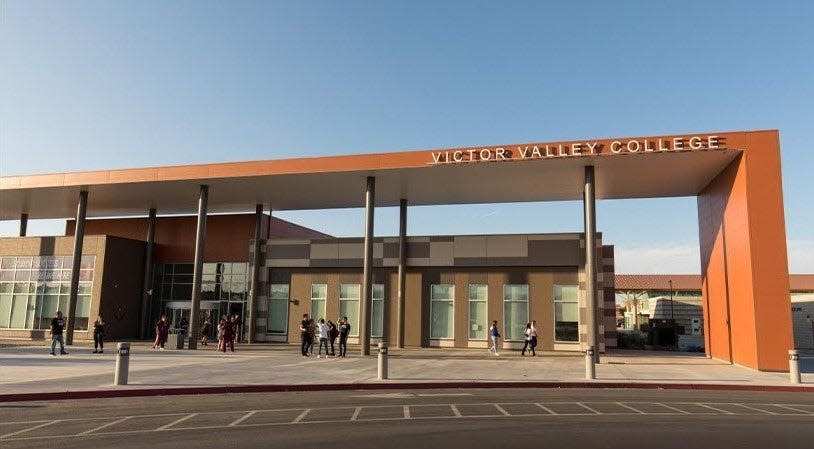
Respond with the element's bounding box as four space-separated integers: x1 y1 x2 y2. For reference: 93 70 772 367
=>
1 420 59 439
78 417 132 436
5 401 814 442
156 413 198 431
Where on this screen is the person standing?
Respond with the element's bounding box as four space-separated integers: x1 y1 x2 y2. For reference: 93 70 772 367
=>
316 318 330 358
489 320 500 357
300 313 311 356
232 313 243 344
221 316 235 353
49 311 68 356
338 316 351 358
153 315 169 350
200 316 212 346
327 320 338 356
217 315 228 351
92 316 105 353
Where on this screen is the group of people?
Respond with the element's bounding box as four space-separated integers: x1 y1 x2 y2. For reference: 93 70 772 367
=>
48 311 106 355
299 314 351 358
151 312 243 353
487 319 540 357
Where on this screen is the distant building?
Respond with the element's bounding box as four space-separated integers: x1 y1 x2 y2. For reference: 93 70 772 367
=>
615 274 814 349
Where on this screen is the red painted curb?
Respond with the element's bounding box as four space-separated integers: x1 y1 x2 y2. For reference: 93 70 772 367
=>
2 381 813 402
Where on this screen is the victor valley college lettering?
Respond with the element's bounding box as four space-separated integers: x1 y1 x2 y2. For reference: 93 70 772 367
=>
430 135 724 165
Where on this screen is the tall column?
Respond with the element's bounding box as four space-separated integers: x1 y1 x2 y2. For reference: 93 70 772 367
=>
248 204 264 344
65 190 88 346
139 208 157 340
19 213 28 237
188 185 208 350
396 198 407 348
360 176 375 356
583 166 598 364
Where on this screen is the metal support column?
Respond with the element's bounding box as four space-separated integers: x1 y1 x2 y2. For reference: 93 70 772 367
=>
396 198 407 348
19 213 28 237
583 166 599 364
65 190 88 346
188 185 208 350
139 208 157 340
360 176 375 356
248 204 264 344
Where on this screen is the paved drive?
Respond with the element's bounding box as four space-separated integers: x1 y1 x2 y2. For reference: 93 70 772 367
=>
3 389 814 449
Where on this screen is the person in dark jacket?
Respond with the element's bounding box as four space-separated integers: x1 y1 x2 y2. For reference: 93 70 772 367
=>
327 320 338 356
338 316 351 358
200 317 212 346
92 316 105 353
50 311 68 356
153 315 169 350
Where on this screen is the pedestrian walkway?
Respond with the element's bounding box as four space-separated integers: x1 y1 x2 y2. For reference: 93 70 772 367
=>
0 342 811 397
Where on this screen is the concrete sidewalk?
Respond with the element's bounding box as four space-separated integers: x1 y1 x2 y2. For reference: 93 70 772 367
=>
1 342 812 399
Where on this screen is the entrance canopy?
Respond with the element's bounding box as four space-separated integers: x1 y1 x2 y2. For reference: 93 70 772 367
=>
0 131 744 219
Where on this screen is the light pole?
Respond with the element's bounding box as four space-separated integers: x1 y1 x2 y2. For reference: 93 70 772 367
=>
668 279 675 322
668 279 676 347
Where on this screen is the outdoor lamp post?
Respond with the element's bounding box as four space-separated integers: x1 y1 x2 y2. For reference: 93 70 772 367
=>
668 279 675 321
668 279 676 346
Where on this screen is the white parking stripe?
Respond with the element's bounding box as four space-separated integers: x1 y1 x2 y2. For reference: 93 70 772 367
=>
450 405 462 417
657 403 691 414
576 403 601 414
228 411 257 427
156 413 198 431
493 404 510 416
696 403 735 415
292 409 310 423
2 420 60 438
735 403 777 415
535 403 557 415
616 402 645 414
773 404 814 414
78 416 132 435
351 407 362 421
403 405 411 419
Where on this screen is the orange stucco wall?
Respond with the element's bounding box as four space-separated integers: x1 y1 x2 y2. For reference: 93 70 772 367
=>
697 130 792 371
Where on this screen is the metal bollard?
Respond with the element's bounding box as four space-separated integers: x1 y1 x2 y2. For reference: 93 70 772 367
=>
789 349 801 384
585 345 596 380
377 342 388 380
114 342 131 386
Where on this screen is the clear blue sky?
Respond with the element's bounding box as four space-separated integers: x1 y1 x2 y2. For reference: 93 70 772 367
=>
1 1 812 274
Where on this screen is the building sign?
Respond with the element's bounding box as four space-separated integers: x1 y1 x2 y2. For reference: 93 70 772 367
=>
430 135 725 165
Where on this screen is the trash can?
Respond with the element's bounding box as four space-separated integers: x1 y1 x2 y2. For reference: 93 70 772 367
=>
167 332 185 349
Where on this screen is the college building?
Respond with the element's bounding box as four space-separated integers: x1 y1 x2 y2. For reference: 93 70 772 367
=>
0 130 795 370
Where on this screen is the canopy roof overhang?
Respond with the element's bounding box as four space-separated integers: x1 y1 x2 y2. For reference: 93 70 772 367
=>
0 131 754 220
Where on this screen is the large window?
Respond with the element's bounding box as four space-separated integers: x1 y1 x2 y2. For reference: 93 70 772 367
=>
503 285 528 341
554 284 579 342
155 262 249 326
339 284 360 337
311 284 327 320
267 284 289 334
0 256 94 330
371 284 385 338
468 284 488 340
430 284 454 339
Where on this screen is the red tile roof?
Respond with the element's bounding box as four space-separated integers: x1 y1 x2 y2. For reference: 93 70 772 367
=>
615 274 814 292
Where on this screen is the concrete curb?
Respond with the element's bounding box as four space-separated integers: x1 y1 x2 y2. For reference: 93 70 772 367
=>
2 381 813 402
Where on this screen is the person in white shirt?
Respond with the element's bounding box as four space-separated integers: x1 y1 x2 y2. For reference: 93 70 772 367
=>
316 318 330 358
521 321 538 356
